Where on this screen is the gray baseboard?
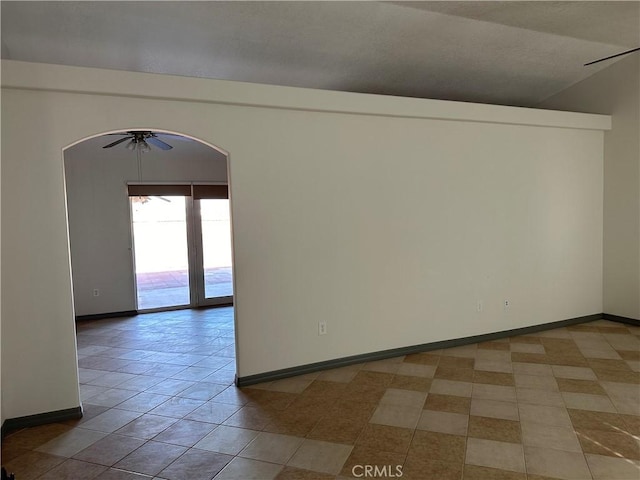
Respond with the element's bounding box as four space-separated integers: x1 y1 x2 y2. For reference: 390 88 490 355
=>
603 313 640 326
76 310 137 321
1 407 83 438
236 313 602 387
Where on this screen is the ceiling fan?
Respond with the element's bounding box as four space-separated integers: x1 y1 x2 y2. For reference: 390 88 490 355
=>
102 131 174 152
584 46 640 66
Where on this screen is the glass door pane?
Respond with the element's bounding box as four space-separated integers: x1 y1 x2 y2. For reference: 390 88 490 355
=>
131 195 191 310
199 199 233 300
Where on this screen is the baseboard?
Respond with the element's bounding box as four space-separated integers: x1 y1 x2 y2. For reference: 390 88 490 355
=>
603 313 640 326
1 407 83 438
236 313 602 387
75 310 137 321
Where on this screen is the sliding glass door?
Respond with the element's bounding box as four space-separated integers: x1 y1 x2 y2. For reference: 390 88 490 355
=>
129 184 232 311
197 199 234 301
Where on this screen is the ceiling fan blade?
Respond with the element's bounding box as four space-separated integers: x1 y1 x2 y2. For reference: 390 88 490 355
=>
147 136 173 150
584 46 640 66
102 136 131 148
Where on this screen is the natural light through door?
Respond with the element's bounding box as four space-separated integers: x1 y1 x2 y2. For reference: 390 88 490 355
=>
131 195 191 310
200 199 233 299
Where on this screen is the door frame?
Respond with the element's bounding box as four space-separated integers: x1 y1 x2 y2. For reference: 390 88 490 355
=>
128 181 233 312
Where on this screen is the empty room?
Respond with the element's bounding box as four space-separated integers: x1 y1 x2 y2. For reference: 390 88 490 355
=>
1 2 639 479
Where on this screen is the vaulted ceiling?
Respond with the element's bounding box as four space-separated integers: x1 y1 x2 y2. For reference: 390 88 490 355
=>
2 1 639 107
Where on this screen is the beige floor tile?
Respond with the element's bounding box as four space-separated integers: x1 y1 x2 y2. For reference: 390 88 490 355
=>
600 381 640 415
514 374 558 391
342 446 406 479
511 363 553 376
463 464 526 480
465 437 525 473
551 365 597 380
521 422 581 452
470 398 519 421
402 455 462 480
287 439 353 475
239 432 304 464
72 434 145 466
585 453 640 480
79 409 142 433
403 352 440 365
159 449 232 480
266 378 313 394
362 360 402 374
439 356 475 369
195 425 260 455
115 392 172 413
443 345 478 358
561 392 617 413
478 341 510 351
472 384 516 402
214 457 283 480
509 343 545 354
148 396 205 418
474 359 513 373
579 348 623 360
186 401 240 423
84 388 138 408
275 466 335 480
475 350 511 362
518 404 572 428
37 458 108 480
152 418 217 447
114 413 177 439
369 403 422 429
416 410 469 435
536 329 572 339
524 445 591 479
35 428 108 457
515 387 565 407
114 441 187 477
626 360 640 372
379 388 427 408
2 451 66 480
316 367 359 383
396 362 436 378
430 379 473 397
2 423 73 450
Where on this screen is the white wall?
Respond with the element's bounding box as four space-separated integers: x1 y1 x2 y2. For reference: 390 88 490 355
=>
1 61 609 421
65 136 227 316
539 55 640 320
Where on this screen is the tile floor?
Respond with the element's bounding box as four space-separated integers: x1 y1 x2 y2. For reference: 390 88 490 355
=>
2 310 639 479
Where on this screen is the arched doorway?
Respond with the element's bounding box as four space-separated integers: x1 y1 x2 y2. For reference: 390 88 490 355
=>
62 128 239 412
63 129 234 315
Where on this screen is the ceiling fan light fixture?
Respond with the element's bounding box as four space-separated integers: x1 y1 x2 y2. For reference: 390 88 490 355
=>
125 139 137 150
139 140 151 153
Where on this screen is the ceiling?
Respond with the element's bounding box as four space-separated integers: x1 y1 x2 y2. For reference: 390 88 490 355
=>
1 1 639 107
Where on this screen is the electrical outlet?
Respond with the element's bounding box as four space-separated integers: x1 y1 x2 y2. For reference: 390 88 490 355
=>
477 300 483 313
504 299 510 309
93 289 100 297
318 321 327 335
